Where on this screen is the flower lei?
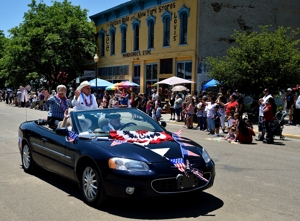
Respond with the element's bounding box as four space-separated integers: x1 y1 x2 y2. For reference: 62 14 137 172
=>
81 93 93 107
55 94 69 111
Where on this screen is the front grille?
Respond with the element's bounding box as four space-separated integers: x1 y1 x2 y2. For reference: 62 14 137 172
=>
151 172 211 193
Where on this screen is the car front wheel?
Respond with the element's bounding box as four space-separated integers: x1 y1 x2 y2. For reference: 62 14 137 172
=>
22 144 35 174
80 163 106 207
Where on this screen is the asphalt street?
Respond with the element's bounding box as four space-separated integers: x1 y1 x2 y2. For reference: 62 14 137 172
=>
0 102 300 221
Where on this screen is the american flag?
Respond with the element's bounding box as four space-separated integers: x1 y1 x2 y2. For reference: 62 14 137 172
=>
111 139 126 146
181 147 200 157
179 141 195 147
174 129 183 135
66 131 78 143
191 168 208 182
170 158 185 172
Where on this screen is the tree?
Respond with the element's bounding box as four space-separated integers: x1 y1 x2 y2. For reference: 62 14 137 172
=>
0 30 9 88
0 0 96 88
206 26 300 97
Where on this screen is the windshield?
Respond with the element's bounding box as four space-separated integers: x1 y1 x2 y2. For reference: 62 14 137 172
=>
71 108 165 134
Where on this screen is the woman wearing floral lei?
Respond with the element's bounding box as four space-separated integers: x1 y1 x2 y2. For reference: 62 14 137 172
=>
72 81 98 110
45 84 69 127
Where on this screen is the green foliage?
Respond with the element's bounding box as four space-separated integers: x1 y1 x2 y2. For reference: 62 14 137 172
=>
206 26 300 97
0 0 96 88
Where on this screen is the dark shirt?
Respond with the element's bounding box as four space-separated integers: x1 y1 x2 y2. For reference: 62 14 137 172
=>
286 94 295 109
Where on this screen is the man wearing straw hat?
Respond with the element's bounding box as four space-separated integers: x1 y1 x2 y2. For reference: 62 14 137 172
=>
72 81 98 110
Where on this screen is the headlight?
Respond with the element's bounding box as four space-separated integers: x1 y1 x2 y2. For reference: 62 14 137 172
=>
108 158 149 171
201 148 212 164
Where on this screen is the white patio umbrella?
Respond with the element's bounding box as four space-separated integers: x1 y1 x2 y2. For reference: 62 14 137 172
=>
155 76 195 85
171 85 187 92
88 78 113 88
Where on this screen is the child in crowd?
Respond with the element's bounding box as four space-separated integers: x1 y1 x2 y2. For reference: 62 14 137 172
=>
223 126 236 142
152 107 157 121
155 105 162 122
196 99 207 130
146 97 153 116
213 105 221 136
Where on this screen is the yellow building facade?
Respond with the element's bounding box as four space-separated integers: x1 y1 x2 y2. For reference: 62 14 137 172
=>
90 0 198 96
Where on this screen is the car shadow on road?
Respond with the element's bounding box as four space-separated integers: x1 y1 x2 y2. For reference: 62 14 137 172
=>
101 193 223 219
25 166 223 219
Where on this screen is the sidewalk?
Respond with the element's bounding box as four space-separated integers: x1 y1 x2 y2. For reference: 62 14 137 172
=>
161 113 300 140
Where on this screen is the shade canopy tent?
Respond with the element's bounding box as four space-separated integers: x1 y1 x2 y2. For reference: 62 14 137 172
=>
171 85 187 92
202 79 220 91
105 81 140 90
88 78 113 88
105 83 120 90
155 76 195 85
117 81 139 88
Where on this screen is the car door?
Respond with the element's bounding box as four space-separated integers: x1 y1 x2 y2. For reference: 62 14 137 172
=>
27 124 48 167
40 129 75 180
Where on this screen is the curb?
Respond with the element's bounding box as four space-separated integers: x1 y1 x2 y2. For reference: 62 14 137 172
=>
162 118 300 140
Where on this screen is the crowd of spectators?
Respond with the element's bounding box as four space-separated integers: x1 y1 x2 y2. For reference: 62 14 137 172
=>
167 86 300 144
1 82 300 144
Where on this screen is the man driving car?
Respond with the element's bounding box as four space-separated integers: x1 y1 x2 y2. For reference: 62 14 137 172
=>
102 113 125 132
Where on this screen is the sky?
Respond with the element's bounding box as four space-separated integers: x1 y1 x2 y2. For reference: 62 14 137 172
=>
0 0 130 37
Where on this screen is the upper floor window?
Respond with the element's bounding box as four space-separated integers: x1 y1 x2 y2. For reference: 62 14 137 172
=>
146 15 156 49
120 23 127 53
161 10 172 47
178 5 190 45
109 26 116 55
132 19 140 51
99 30 105 57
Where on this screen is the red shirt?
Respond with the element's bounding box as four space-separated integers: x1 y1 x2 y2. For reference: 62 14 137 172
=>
264 105 274 121
236 128 255 143
226 101 238 116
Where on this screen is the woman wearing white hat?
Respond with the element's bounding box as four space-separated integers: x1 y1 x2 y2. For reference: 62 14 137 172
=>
72 81 98 110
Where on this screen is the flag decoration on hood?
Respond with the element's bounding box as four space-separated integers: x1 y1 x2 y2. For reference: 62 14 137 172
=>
106 128 208 183
109 130 173 144
170 158 186 172
65 131 78 143
181 147 200 157
169 158 208 182
111 139 127 146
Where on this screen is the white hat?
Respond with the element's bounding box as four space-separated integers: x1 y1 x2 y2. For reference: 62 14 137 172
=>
78 115 92 128
76 81 91 91
287 88 292 91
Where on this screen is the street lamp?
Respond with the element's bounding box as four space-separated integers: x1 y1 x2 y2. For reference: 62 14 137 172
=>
93 53 99 91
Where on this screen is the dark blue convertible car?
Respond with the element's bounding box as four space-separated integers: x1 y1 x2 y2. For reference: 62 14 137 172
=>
18 108 215 207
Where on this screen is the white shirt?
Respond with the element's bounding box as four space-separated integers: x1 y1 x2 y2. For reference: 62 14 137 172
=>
259 94 272 116
296 95 300 109
72 93 98 110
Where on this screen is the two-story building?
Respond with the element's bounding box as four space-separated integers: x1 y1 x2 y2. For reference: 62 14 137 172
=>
90 0 300 94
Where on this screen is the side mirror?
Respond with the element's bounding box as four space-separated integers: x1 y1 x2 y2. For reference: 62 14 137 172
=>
55 127 69 136
160 121 167 128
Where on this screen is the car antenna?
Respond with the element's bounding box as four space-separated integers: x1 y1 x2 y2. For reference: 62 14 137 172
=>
25 104 27 121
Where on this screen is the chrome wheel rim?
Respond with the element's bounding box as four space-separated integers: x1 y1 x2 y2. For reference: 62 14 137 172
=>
22 145 31 169
82 167 98 201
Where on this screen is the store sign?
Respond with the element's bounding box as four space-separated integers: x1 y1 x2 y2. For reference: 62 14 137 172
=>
84 70 95 77
122 50 152 58
101 75 126 80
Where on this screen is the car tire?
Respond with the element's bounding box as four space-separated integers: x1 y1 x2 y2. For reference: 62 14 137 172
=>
21 143 36 174
80 163 107 207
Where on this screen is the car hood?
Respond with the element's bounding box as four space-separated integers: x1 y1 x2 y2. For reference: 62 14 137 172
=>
91 134 202 163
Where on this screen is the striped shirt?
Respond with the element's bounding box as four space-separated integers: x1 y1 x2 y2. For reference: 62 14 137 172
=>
46 95 68 119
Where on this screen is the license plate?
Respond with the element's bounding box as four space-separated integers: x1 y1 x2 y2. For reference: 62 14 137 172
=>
176 174 199 190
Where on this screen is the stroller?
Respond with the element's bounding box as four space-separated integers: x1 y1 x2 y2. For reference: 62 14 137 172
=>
271 110 287 140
